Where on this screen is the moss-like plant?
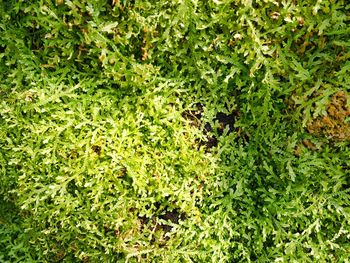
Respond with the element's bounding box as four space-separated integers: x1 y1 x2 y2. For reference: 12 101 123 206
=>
1 0 350 262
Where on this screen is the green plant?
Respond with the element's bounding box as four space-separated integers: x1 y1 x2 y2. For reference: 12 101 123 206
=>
1 0 350 262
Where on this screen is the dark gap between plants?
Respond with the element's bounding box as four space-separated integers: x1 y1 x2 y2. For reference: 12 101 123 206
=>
138 204 186 244
182 103 247 151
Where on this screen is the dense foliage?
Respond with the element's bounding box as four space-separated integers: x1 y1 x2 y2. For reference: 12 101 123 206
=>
1 0 350 262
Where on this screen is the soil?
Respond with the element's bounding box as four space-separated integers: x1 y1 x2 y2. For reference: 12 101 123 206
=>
91 145 101 155
137 206 186 245
182 103 244 150
139 208 185 233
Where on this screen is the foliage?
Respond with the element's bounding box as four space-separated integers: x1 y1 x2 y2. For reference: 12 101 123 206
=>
1 0 350 262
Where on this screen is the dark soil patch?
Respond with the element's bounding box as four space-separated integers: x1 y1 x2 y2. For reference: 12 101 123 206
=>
157 210 186 233
182 103 244 150
181 103 203 129
214 111 238 136
138 206 186 243
91 145 101 155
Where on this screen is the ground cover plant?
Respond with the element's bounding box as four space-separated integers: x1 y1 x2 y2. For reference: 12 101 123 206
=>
1 0 350 262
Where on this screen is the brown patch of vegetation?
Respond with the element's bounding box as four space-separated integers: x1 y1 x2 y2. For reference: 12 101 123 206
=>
302 139 318 151
307 91 350 140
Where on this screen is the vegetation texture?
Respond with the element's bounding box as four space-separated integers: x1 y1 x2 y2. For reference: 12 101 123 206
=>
1 0 350 262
